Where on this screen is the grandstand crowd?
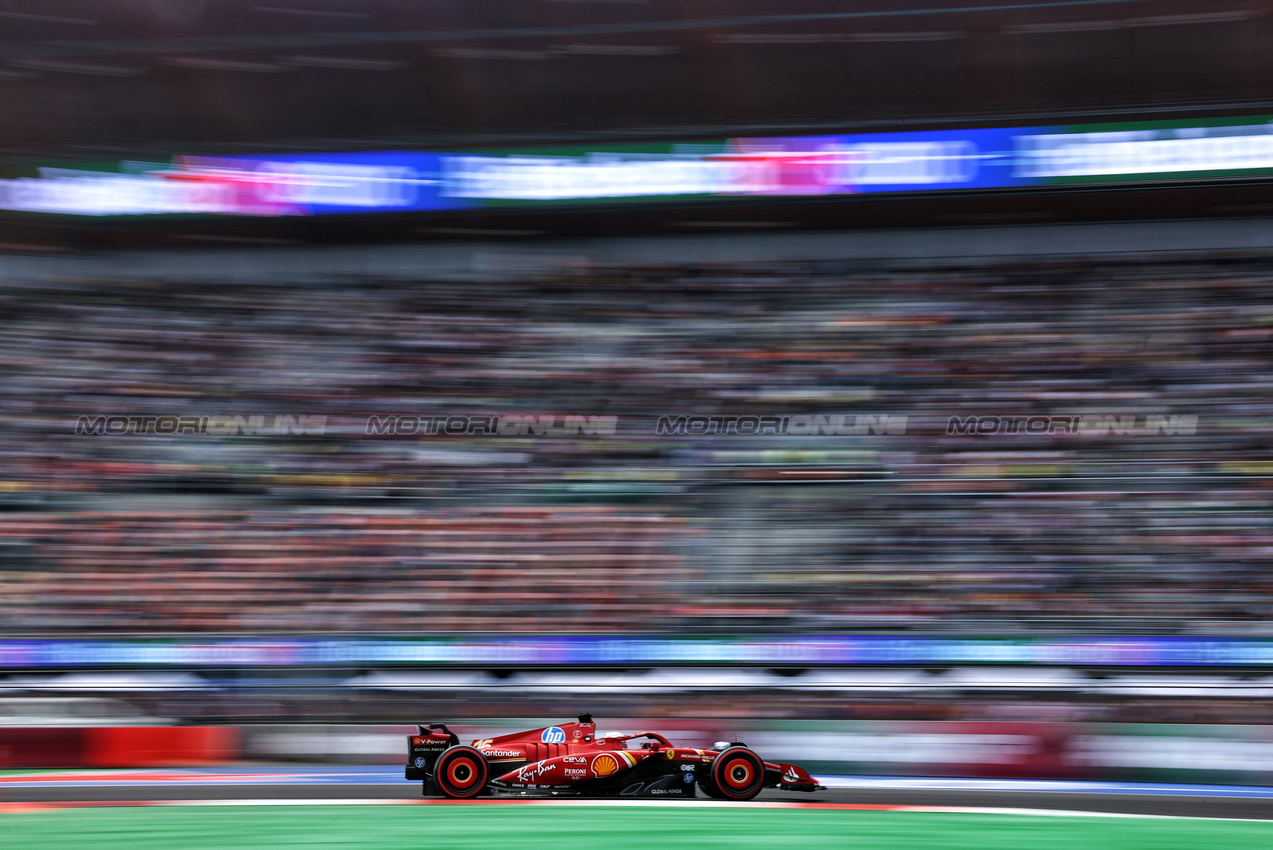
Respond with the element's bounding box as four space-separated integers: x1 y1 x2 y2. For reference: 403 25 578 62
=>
1 256 1271 635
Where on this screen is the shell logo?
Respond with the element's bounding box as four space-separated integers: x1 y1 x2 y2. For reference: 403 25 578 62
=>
591 754 620 777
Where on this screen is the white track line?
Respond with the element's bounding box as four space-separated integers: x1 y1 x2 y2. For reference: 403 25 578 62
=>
33 799 1249 820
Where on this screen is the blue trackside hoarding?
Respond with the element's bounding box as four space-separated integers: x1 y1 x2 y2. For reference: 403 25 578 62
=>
2 115 1271 216
725 126 1045 195
3 636 1272 667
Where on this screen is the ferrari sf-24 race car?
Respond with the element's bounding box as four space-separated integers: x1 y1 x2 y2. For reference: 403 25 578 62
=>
405 713 824 800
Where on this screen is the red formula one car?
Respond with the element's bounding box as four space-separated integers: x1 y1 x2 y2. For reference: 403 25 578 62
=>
404 713 824 800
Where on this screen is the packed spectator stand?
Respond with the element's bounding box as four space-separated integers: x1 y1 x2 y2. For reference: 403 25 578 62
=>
2 254 1271 636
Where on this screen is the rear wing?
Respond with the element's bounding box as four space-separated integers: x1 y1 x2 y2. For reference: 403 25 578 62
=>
405 723 458 780
417 722 460 746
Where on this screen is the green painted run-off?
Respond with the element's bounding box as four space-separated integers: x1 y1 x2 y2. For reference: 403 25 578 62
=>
3 804 1272 849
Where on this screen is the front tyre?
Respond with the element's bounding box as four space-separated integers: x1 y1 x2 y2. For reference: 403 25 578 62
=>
432 746 489 799
697 773 726 799
710 746 765 801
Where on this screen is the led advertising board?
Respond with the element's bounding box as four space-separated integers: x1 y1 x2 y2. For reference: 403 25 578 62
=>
0 151 461 216
3 116 1271 216
2 636 1271 667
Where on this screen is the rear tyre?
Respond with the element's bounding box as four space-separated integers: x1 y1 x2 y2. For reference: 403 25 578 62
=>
710 746 765 801
433 746 489 799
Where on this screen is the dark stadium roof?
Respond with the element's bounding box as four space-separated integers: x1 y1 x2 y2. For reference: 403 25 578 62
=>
0 0 1271 158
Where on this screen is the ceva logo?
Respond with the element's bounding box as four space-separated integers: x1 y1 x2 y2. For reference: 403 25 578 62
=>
541 727 566 744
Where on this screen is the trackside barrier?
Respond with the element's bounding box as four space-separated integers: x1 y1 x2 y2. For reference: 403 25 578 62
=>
245 720 1273 785
6 721 1273 783
84 726 241 768
0 727 242 768
0 728 87 768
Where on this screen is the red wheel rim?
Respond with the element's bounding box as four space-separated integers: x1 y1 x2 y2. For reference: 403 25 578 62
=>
447 756 479 789
721 756 754 790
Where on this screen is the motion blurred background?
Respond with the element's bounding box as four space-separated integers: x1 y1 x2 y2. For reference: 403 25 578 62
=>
2 0 1273 784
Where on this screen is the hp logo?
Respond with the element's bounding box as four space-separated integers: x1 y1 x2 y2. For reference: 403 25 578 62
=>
541 727 566 743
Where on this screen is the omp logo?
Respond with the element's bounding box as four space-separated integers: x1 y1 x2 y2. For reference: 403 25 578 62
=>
541 727 566 744
591 754 620 777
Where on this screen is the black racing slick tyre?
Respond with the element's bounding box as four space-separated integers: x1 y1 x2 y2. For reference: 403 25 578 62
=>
433 746 489 799
697 774 726 799
710 746 765 801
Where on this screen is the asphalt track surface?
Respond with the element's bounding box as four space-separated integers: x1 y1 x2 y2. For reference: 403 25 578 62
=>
5 769 1273 820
